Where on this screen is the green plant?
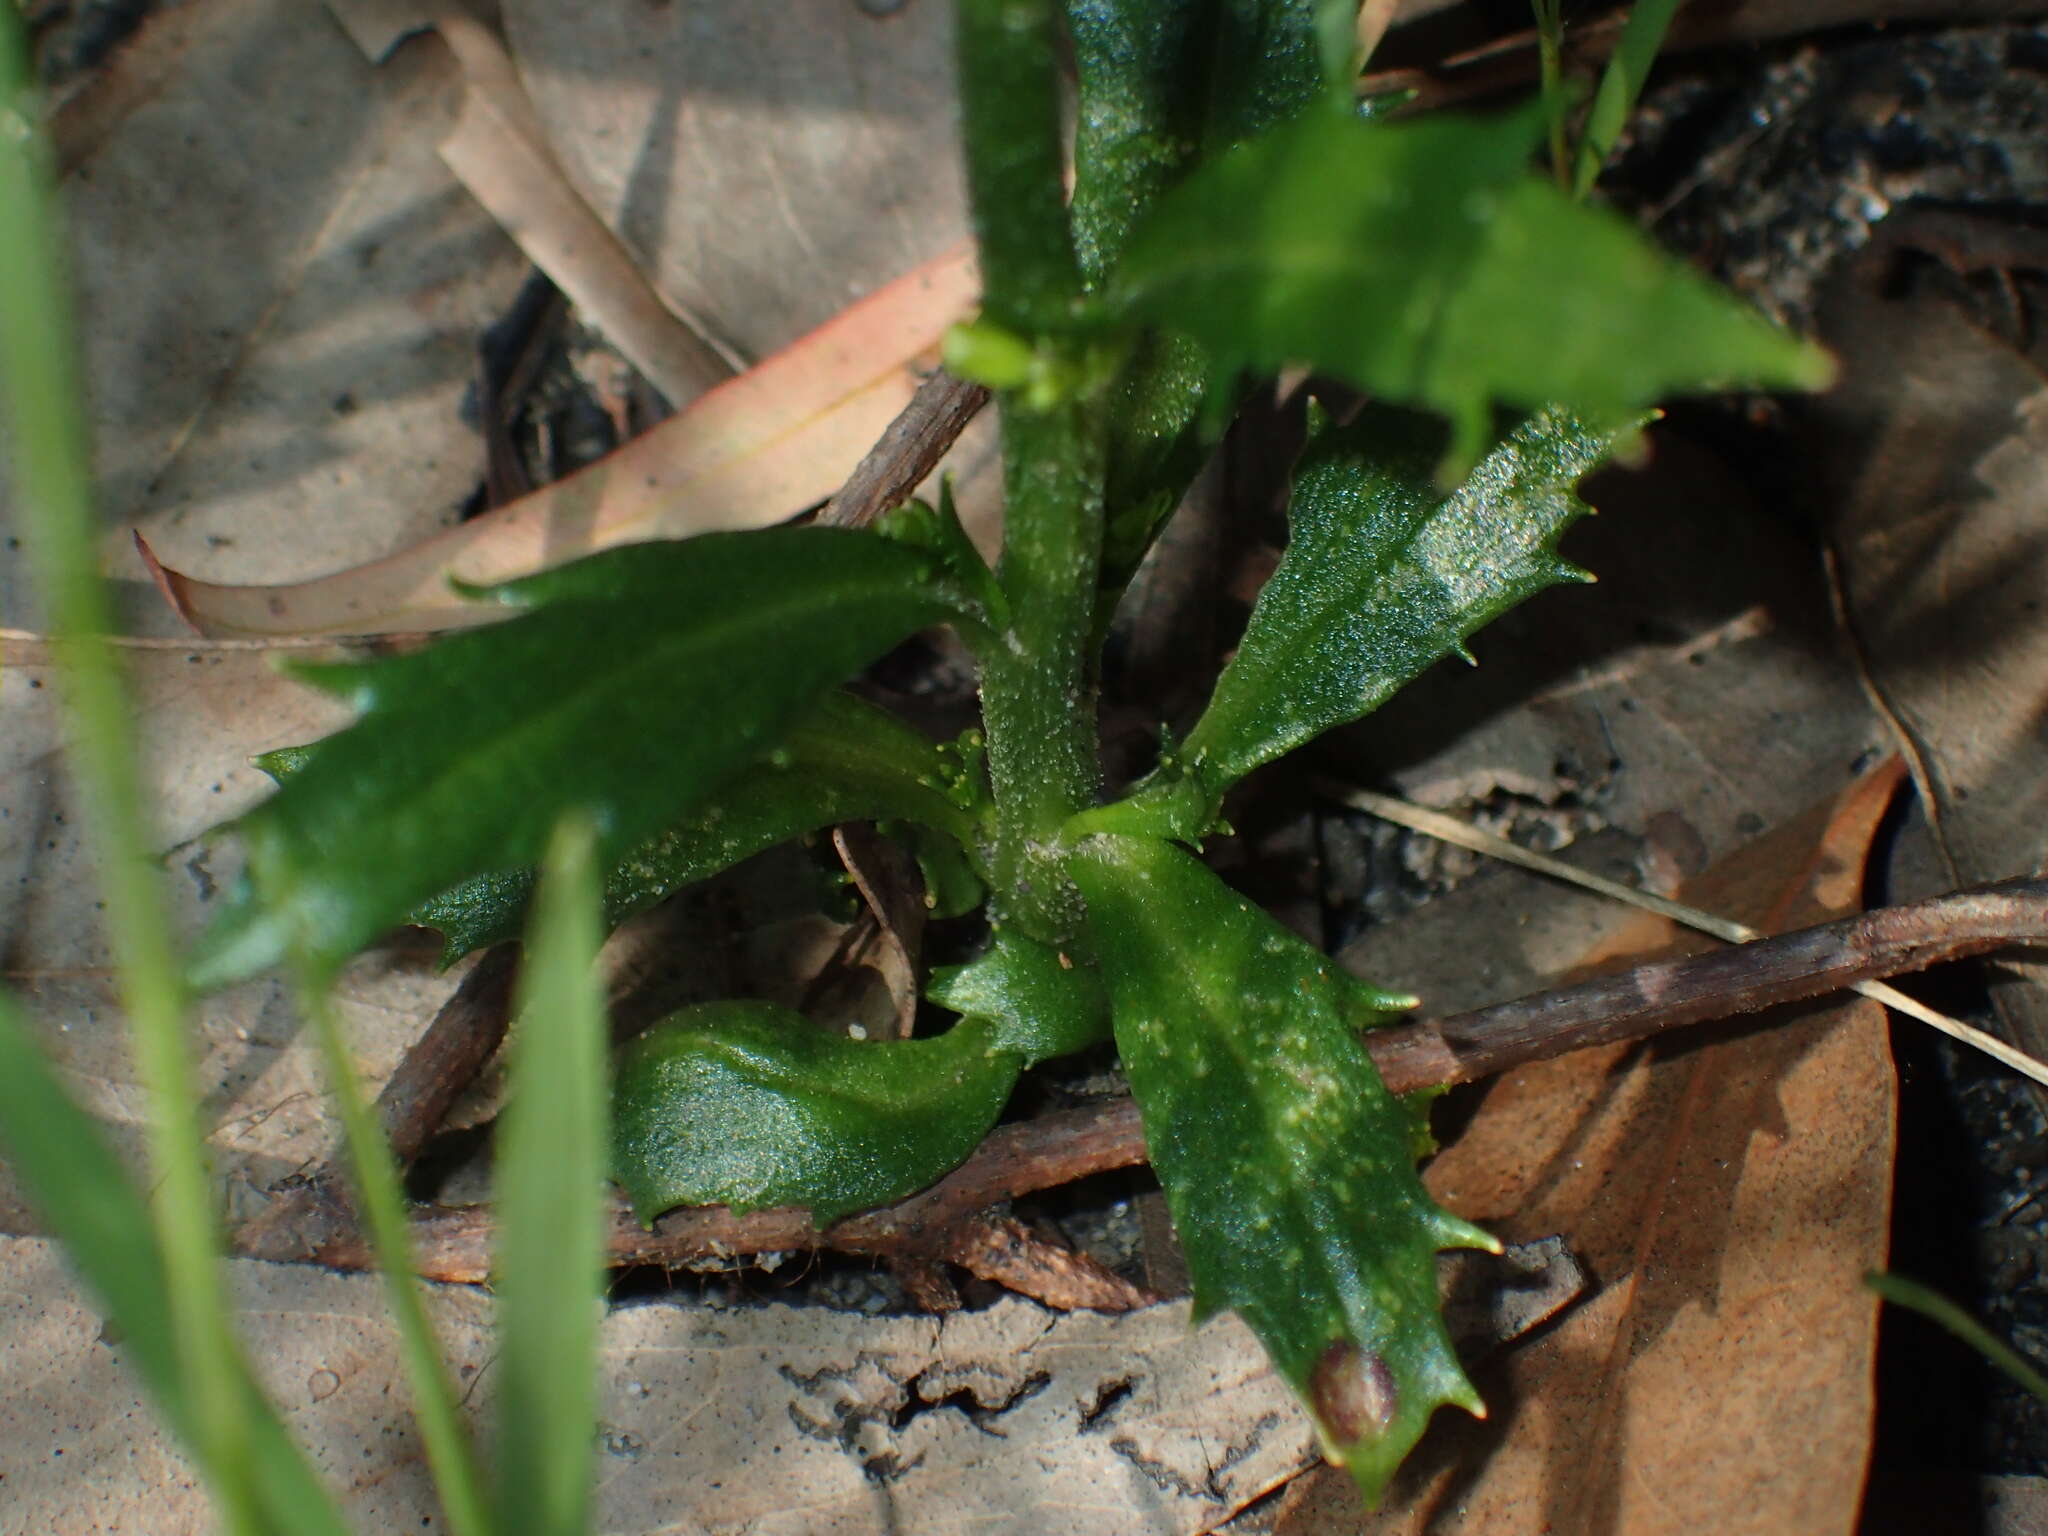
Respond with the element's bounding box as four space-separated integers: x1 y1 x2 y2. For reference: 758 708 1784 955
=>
4 0 1831 1521
1866 1272 2048 1406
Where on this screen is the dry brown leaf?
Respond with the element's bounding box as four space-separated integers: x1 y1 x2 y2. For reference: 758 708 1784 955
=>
144 242 978 636
503 0 969 362
1279 761 1902 1535
1816 223 2048 1066
431 10 733 405
1 0 529 635
829 821 928 1040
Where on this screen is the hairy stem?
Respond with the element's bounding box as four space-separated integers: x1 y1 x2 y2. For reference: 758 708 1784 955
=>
955 0 1081 331
981 400 1109 939
954 0 1105 940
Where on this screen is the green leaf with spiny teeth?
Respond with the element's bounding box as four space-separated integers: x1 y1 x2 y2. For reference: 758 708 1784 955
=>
1070 834 1493 1505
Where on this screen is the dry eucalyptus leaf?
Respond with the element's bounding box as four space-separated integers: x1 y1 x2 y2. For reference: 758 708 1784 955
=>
1814 231 2048 1065
0 0 528 635
432 10 733 405
503 0 969 362
145 243 978 637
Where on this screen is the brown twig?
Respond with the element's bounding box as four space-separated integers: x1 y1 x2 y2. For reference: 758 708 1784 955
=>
367 943 521 1164
247 877 2048 1283
817 369 990 530
1367 877 2048 1092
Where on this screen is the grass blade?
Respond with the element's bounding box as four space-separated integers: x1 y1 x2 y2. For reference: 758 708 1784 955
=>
1571 0 1684 199
0 996 352 1535
0 12 259 1524
296 979 494 1536
1866 1271 2048 1404
494 818 609 1536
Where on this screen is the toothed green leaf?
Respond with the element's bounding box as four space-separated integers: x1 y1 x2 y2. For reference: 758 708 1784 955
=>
190 529 969 985
1067 0 1325 286
410 693 988 964
1182 403 1629 792
612 1003 1020 1226
926 927 1111 1064
1069 835 1493 1505
1110 106 1832 464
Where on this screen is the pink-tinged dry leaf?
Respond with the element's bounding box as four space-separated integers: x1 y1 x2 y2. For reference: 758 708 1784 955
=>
5 0 528 632
315 1 730 402
1278 760 1901 1535
145 243 979 637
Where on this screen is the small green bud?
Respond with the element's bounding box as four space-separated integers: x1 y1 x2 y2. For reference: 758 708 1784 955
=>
943 319 1036 390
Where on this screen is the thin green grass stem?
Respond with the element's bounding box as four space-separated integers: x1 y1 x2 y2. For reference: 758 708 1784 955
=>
1867 1271 2048 1404
294 977 493 1536
0 15 261 1527
1530 0 1570 190
495 819 607 1536
1572 0 1684 199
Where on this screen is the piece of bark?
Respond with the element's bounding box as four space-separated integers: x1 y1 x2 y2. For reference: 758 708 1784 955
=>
939 1215 1158 1314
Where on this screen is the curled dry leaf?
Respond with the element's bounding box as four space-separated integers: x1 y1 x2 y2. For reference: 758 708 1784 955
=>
145 242 979 637
430 9 733 405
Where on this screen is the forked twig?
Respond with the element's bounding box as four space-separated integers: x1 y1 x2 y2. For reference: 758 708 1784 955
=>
242 877 2048 1283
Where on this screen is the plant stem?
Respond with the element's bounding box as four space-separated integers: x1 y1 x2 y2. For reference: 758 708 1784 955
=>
952 0 1105 939
0 21 262 1531
1531 0 1571 190
980 400 1108 939
955 0 1081 332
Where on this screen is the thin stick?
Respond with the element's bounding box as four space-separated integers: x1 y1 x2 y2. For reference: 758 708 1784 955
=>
817 369 990 530
370 943 520 1165
254 877 2048 1282
1324 782 2048 1089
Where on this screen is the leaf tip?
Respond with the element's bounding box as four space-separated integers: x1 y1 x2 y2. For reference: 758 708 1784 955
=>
1435 1209 1501 1256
